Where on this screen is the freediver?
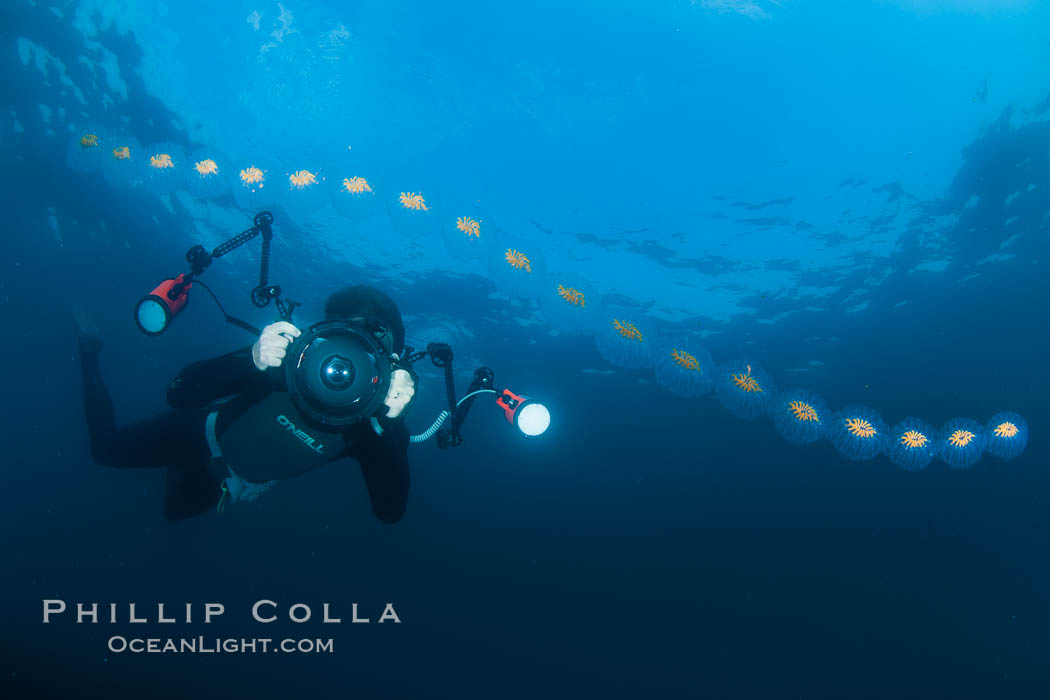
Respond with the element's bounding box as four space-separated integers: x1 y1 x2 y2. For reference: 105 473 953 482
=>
75 285 416 524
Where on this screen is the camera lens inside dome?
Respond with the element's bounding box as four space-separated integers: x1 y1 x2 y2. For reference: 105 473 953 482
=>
320 354 355 390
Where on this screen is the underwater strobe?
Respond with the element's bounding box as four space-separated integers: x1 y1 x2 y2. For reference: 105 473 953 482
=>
496 388 551 437
404 344 551 446
135 272 193 336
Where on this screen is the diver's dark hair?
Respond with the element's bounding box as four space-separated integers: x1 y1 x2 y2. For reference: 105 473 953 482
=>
324 285 406 354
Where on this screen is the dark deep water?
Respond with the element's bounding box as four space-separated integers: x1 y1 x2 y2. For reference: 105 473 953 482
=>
2 1 1049 698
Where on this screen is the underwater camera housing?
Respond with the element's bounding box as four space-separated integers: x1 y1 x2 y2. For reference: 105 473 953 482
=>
135 211 549 443
285 319 394 427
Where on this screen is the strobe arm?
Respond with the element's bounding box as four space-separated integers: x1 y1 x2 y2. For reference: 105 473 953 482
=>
212 210 273 258
452 367 494 436
437 364 495 450
399 344 499 448
167 211 274 302
166 211 297 334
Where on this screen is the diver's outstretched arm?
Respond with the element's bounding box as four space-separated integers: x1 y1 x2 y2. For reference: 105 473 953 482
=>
166 347 269 410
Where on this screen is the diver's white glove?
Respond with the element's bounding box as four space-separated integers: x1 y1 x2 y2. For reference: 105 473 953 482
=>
383 369 416 418
252 321 301 371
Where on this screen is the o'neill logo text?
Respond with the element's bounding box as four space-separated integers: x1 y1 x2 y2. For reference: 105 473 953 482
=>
277 415 325 454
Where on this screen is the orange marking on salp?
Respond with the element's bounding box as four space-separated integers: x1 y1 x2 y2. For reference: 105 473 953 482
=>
844 418 877 439
612 319 643 342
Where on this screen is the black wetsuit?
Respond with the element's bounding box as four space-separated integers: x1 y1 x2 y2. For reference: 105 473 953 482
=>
79 345 410 523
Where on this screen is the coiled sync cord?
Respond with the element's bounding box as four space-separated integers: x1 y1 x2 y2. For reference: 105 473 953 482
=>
369 389 499 443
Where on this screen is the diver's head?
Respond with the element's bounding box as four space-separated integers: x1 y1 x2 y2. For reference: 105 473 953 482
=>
324 285 405 356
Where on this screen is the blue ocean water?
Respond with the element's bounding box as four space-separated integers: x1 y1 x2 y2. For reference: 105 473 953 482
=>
2 0 1048 697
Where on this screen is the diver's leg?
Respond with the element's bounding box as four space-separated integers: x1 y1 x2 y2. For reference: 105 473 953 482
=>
79 347 193 467
76 313 219 519
88 389 220 519
164 460 223 522
76 305 118 462
76 311 208 469
78 343 122 464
